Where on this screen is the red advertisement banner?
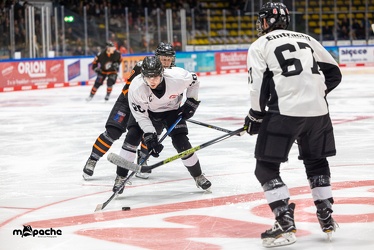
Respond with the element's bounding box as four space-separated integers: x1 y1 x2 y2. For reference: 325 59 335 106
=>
0 60 65 89
215 51 248 72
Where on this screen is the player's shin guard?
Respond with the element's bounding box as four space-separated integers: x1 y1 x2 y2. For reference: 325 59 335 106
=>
92 131 114 158
105 87 113 101
87 80 102 101
136 142 151 179
83 131 114 179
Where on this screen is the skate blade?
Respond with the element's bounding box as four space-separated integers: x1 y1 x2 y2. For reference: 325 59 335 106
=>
262 232 296 248
82 173 92 180
324 221 339 241
326 232 333 241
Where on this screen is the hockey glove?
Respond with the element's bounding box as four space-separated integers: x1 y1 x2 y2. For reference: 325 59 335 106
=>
112 62 119 71
143 132 164 158
178 98 201 120
94 67 102 74
244 109 265 135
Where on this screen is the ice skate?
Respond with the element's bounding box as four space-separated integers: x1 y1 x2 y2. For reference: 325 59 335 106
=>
317 207 338 241
113 175 127 194
82 158 97 179
86 94 94 101
135 171 151 179
104 93 110 101
261 203 297 248
194 174 211 191
135 149 151 179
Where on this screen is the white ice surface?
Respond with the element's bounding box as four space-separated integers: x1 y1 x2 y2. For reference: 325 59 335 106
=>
0 68 374 249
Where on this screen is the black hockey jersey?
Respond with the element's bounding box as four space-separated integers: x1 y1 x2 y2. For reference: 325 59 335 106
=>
92 50 122 75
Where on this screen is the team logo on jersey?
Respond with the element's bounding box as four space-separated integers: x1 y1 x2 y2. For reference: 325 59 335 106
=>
169 94 179 99
104 62 110 70
148 94 153 103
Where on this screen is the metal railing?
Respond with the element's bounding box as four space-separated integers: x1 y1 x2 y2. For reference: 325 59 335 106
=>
0 0 373 60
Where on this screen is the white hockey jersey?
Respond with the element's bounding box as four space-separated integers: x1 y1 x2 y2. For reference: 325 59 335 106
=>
128 66 199 134
247 29 341 117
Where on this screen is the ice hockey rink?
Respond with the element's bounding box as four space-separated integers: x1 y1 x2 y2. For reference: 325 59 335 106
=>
1 68 373 250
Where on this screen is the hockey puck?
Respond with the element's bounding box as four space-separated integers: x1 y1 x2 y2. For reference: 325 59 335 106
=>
122 206 131 211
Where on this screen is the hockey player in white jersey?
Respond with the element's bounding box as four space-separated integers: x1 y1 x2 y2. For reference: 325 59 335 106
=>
243 2 342 247
112 55 211 194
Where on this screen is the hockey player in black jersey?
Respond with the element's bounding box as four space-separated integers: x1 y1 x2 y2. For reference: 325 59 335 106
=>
83 42 176 180
243 2 342 247
86 41 123 101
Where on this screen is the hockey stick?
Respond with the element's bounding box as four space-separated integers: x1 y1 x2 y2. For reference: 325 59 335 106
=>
187 119 245 135
108 127 245 173
94 116 182 212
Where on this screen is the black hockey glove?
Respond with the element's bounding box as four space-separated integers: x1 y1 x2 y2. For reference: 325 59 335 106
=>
178 98 201 120
112 62 119 71
94 67 102 74
244 109 265 135
143 133 164 158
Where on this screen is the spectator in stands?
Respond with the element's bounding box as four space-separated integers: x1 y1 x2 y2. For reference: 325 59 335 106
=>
337 21 349 40
73 45 85 56
65 27 75 43
340 17 350 31
352 19 365 40
322 24 334 41
119 39 133 54
173 35 182 51
109 32 119 49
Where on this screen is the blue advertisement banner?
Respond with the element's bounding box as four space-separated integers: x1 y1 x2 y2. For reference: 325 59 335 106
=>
175 52 216 72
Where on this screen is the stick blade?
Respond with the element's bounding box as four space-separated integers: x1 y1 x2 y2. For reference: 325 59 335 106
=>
107 153 141 172
94 203 103 212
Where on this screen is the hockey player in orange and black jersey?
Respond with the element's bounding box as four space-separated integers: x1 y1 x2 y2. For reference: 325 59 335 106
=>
82 42 176 180
86 41 123 101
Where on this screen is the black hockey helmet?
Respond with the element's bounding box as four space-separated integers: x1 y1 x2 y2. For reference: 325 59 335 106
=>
256 2 290 36
155 42 176 57
155 42 176 67
141 56 164 78
105 41 115 48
